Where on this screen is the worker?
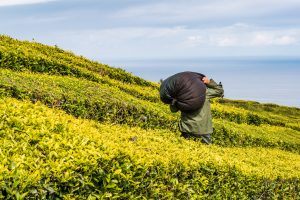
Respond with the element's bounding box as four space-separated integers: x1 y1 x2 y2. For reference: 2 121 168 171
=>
160 71 224 144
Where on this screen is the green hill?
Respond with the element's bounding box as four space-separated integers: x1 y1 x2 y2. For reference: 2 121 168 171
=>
0 35 299 199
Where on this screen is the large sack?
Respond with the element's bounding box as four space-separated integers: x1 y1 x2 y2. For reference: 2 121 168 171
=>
160 71 206 112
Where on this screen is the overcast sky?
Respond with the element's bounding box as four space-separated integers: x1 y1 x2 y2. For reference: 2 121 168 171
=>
1 0 300 61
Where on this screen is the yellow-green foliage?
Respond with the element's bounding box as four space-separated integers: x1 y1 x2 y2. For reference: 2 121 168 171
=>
0 69 176 130
218 98 300 118
212 100 300 131
0 35 159 102
1 36 300 199
1 68 299 154
213 119 300 153
0 35 153 86
0 98 299 199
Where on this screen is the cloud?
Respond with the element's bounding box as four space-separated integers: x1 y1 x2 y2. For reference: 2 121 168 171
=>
1 0 299 59
185 24 299 47
251 33 296 46
39 23 299 60
113 0 300 25
0 0 55 6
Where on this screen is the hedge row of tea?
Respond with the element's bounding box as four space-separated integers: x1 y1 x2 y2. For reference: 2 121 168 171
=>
1 36 300 198
213 120 300 153
217 98 300 119
0 69 176 131
1 35 298 129
212 103 300 131
0 98 299 199
0 35 160 103
216 99 300 131
0 69 299 154
0 35 154 86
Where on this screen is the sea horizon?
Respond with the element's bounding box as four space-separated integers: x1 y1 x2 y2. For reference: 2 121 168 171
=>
103 57 300 108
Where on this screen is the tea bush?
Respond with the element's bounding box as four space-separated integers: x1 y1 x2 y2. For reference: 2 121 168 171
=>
213 120 300 153
1 36 300 199
0 35 154 86
0 69 177 131
0 35 160 103
0 69 299 154
0 98 299 199
212 103 299 131
216 98 300 129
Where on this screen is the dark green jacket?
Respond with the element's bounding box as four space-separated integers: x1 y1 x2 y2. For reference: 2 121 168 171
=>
171 79 224 135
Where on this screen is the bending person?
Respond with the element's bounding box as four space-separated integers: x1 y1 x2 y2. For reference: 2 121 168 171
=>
160 72 224 144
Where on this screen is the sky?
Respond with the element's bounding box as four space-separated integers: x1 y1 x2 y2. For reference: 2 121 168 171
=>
1 0 300 61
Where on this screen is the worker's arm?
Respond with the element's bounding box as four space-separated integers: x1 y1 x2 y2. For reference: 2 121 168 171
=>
202 77 224 100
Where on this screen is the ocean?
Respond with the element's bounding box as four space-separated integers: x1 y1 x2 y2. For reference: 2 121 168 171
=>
103 57 300 108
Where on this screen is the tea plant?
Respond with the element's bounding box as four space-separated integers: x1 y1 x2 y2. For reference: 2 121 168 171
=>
0 98 299 199
1 36 300 199
0 69 299 154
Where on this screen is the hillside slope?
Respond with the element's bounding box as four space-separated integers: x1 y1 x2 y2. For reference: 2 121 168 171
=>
0 35 299 199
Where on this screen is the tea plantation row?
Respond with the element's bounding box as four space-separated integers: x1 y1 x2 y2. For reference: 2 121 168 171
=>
0 35 160 103
1 36 300 199
1 35 298 130
0 69 299 154
0 98 299 199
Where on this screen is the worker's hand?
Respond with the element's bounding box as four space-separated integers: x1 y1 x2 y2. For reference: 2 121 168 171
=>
202 76 210 84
